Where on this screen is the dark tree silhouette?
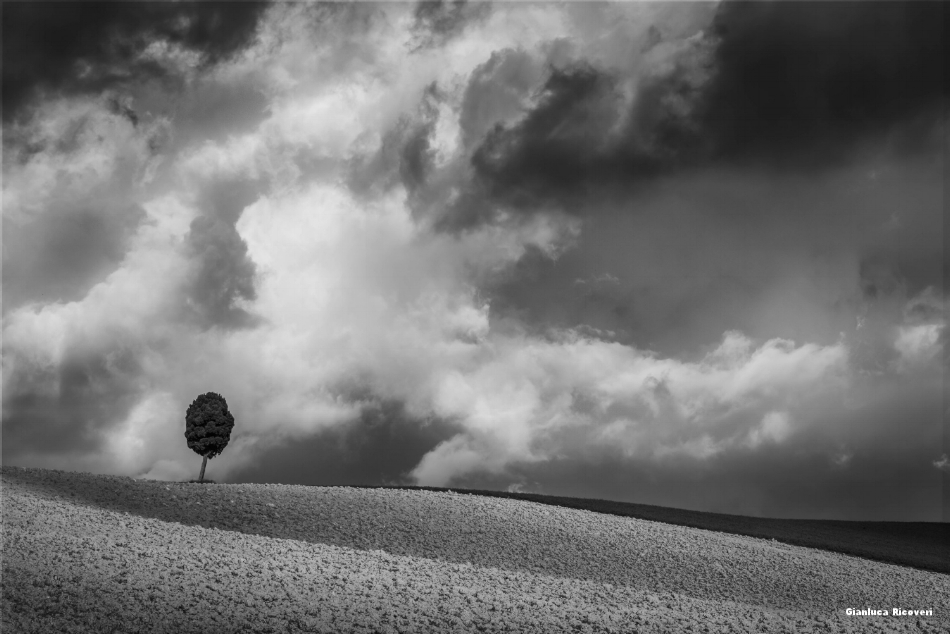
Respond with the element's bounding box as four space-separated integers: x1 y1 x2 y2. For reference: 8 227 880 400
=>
184 392 235 482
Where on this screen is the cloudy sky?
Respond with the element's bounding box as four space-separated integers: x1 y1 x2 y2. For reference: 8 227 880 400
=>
2 1 947 521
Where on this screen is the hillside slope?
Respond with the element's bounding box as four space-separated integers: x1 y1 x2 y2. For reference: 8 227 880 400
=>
3 466 947 633
388 485 950 575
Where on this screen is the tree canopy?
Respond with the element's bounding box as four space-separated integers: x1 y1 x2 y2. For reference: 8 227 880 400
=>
184 392 235 460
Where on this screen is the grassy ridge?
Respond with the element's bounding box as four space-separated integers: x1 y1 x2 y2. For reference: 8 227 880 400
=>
354 485 950 576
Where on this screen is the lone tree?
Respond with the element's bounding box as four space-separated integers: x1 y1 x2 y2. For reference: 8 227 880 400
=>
184 392 235 483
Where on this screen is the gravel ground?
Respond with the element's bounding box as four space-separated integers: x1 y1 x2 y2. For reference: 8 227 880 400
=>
3 466 947 633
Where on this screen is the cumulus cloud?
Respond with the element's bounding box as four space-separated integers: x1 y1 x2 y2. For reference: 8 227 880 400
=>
746 411 792 449
407 330 847 484
891 286 946 372
2 1 586 481
894 323 943 370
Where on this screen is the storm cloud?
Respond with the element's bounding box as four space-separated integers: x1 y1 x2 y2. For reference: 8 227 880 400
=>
182 178 263 330
2 2 945 521
1 1 268 122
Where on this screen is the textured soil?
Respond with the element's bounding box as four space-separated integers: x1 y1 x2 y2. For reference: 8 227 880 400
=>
405 486 950 575
3 466 947 633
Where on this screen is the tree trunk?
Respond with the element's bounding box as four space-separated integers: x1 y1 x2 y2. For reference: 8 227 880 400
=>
198 455 208 483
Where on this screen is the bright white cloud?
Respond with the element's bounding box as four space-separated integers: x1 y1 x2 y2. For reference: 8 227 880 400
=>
138 39 202 79
894 324 943 369
411 434 494 486
407 331 847 485
746 411 793 448
108 392 181 475
891 286 945 373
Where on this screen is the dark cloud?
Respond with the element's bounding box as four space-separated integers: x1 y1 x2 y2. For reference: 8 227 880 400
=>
439 2 946 230
231 399 460 487
400 122 436 194
627 40 716 165
1 1 269 122
411 0 490 49
196 178 263 226
105 94 140 127
2 345 145 459
451 3 946 364
2 203 146 311
427 62 631 232
431 41 715 231
183 179 263 330
704 1 948 167
470 65 631 207
485 148 943 360
458 48 545 150
136 78 271 146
